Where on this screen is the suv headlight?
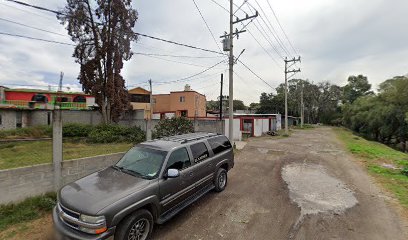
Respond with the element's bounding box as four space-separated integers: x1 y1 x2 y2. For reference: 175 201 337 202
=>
79 214 107 234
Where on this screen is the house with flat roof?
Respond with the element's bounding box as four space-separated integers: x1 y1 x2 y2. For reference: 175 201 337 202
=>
128 87 151 119
152 85 206 119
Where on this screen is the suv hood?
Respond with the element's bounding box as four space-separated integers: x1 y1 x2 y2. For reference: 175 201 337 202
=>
59 167 150 215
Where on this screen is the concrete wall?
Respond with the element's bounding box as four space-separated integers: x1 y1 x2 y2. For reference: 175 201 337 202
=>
0 110 16 130
194 120 224 134
0 152 124 204
224 119 242 141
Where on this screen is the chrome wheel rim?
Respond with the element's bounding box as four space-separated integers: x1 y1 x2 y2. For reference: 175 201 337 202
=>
128 218 149 240
218 172 227 189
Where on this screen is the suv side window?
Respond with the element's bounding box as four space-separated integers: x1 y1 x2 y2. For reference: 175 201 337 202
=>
166 147 191 170
207 136 232 155
190 142 209 163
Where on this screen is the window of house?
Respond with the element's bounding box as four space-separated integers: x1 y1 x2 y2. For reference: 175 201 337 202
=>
31 94 48 103
190 142 209 163
166 147 191 170
16 111 22 128
130 94 150 103
207 136 232 155
73 95 86 103
0 114 2 125
180 110 187 117
179 96 185 102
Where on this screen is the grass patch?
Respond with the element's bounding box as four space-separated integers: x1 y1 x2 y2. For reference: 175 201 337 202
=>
334 127 408 208
0 141 132 170
293 124 315 130
0 126 52 139
0 193 56 231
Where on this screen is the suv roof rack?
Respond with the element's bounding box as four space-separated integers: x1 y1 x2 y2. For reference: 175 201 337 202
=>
160 132 219 144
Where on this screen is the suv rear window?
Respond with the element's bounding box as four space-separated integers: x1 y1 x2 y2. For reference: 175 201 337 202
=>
190 142 209 163
208 136 232 154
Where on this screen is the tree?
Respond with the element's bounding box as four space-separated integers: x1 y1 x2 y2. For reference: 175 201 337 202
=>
233 100 247 111
59 0 138 123
153 117 194 138
343 75 372 103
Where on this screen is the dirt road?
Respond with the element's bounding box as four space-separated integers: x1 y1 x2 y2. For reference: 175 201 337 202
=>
3 127 407 240
152 127 408 240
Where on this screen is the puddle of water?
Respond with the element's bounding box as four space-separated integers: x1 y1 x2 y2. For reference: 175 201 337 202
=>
282 163 358 219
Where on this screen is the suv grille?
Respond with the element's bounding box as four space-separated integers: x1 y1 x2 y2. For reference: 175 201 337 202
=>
58 203 80 230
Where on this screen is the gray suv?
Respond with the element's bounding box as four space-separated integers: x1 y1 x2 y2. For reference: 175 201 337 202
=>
53 132 234 240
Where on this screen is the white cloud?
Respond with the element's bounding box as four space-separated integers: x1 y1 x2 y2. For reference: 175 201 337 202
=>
0 0 407 105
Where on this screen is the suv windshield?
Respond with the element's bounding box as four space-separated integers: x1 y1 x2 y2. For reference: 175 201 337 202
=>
115 147 167 179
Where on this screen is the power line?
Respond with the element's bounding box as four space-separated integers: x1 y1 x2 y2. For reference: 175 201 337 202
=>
133 52 222 59
0 17 66 36
5 0 61 15
237 59 273 89
134 52 223 68
267 0 299 55
0 32 75 46
155 60 226 85
0 2 56 20
252 0 291 57
136 32 225 56
192 0 222 52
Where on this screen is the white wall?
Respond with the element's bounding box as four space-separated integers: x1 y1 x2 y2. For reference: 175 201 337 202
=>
276 114 282 130
152 113 160 120
165 113 175 118
262 119 269 133
224 119 241 141
253 119 263 137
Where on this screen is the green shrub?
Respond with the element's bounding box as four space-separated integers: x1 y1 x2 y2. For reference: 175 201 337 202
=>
153 117 194 138
88 124 145 143
402 167 408 177
0 125 52 139
63 123 93 137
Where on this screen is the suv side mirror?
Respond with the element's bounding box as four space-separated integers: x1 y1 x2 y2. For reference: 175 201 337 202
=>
165 169 180 179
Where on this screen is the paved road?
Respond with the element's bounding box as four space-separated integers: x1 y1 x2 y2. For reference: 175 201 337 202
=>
152 127 408 240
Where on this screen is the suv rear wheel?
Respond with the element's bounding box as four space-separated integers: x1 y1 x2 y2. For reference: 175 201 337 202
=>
115 209 153 240
214 168 227 192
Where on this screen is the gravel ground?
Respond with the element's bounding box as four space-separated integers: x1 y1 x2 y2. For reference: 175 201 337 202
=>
4 127 407 240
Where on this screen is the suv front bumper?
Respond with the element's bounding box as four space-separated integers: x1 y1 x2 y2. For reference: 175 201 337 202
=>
52 206 115 240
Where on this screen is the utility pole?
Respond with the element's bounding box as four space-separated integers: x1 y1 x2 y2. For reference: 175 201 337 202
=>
221 1 257 142
58 72 64 92
147 79 153 140
219 73 223 121
301 82 304 128
284 57 301 135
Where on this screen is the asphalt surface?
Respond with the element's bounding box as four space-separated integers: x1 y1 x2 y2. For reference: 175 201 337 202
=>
152 127 408 240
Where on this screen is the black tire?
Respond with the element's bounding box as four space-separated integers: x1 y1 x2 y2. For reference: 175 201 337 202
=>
214 168 228 192
114 209 154 240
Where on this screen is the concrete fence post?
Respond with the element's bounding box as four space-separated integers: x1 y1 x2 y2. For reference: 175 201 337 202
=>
53 109 63 191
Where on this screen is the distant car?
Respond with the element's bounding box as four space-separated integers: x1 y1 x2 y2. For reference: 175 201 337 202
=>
53 132 234 240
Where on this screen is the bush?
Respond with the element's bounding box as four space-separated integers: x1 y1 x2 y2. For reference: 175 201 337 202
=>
153 117 194 138
0 125 52 139
63 123 93 137
88 124 145 143
402 167 408 177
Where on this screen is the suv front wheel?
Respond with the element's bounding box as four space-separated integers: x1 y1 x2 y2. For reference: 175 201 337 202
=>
115 209 153 240
214 168 227 192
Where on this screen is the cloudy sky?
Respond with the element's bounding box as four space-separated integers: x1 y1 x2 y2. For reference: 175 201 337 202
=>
0 0 407 104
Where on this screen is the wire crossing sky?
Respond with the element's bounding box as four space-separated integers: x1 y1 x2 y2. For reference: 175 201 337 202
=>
0 0 407 104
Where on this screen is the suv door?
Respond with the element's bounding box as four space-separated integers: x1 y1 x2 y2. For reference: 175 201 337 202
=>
207 136 233 169
158 147 194 213
189 142 214 189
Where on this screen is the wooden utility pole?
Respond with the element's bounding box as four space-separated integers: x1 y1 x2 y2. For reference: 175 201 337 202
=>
284 57 301 134
219 73 223 121
146 79 152 140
